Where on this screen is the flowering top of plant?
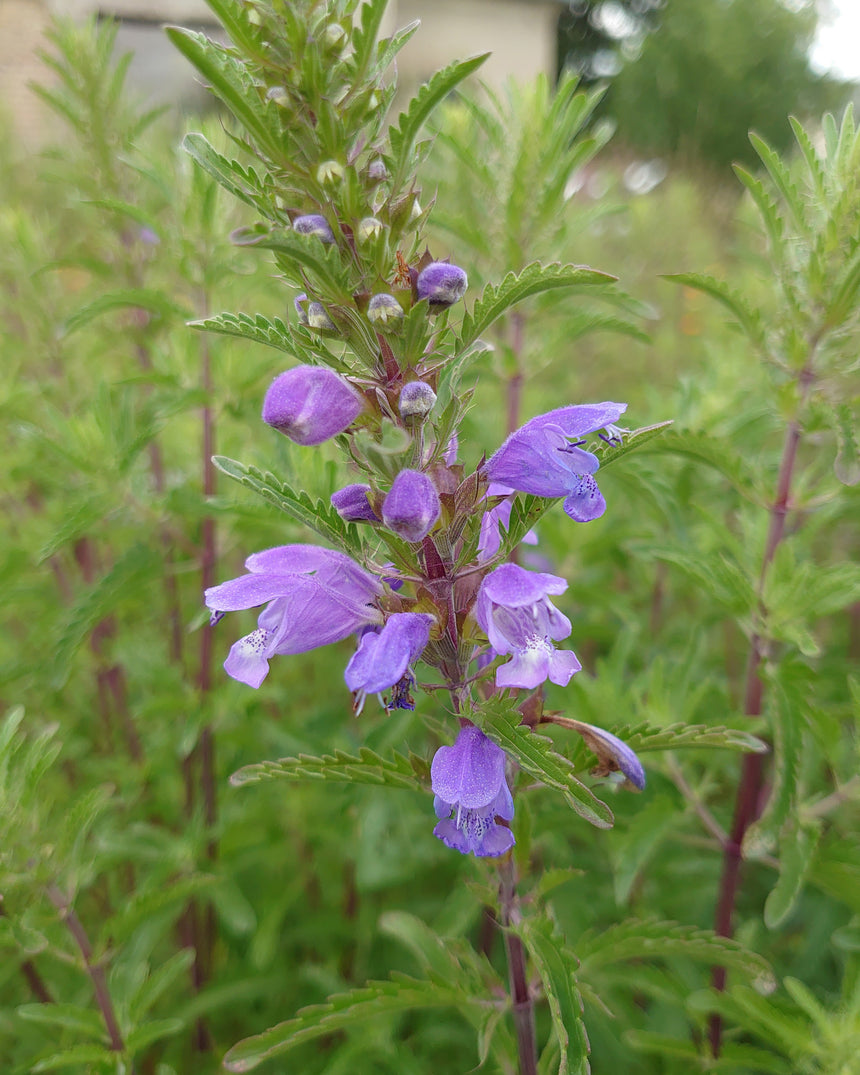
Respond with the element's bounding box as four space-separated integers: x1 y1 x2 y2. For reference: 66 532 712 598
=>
178 0 651 870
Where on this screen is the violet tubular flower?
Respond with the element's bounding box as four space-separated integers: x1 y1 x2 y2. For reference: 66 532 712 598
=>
344 612 433 710
382 469 441 543
486 402 627 522
205 545 383 688
567 720 646 791
432 724 515 857
475 563 581 689
262 365 363 446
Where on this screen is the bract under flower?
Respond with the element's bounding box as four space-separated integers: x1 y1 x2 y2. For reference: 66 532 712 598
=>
431 724 515 857
205 545 383 688
486 402 627 522
475 562 581 689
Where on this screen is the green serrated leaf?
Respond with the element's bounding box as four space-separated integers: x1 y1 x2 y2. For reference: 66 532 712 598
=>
126 1018 184 1053
230 747 429 792
652 429 766 502
387 53 490 185
619 722 768 755
764 818 821 929
212 455 364 557
129 949 195 1021
663 272 766 351
576 917 774 992
189 311 295 354
182 133 270 214
222 975 460 1071
18 1002 105 1039
165 27 283 163
749 131 809 233
595 421 674 470
65 288 189 333
457 262 615 354
246 228 352 299
30 1044 117 1073
519 915 589 1075
472 698 614 829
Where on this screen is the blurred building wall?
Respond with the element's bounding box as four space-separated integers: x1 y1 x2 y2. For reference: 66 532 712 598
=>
0 0 560 142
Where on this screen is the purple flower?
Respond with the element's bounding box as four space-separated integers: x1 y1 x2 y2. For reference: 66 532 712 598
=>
432 724 515 857
416 261 468 309
475 563 581 689
331 483 379 522
486 402 627 522
344 612 433 709
293 292 309 325
262 366 363 446
205 545 383 688
382 469 441 543
398 381 436 420
477 482 539 561
292 213 334 243
567 720 646 791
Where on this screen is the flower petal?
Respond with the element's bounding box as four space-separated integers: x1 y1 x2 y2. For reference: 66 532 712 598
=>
430 724 506 809
563 476 606 523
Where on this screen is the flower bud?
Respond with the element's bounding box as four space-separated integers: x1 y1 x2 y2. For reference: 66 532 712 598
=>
398 381 436 420
357 216 384 243
367 293 404 327
416 261 468 309
382 469 441 543
331 483 379 522
316 160 344 186
323 23 347 50
293 214 335 244
294 292 309 325
367 158 387 181
262 366 363 446
307 301 336 331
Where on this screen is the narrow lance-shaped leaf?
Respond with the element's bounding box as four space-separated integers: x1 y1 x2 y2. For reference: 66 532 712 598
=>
230 748 429 792
189 311 295 355
662 272 767 352
222 975 465 1072
457 261 616 354
182 133 271 214
763 818 821 929
386 53 490 185
518 915 590 1075
212 456 365 560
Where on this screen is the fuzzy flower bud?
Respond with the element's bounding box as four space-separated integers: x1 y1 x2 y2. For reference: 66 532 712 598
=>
293 292 309 325
262 366 363 446
367 158 387 181
367 292 404 327
416 261 467 309
293 214 335 244
382 469 441 543
307 301 336 331
331 483 379 523
357 216 384 243
398 381 437 421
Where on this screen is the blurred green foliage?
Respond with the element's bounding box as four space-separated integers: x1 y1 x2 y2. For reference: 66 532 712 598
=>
0 5 858 1074
560 0 853 173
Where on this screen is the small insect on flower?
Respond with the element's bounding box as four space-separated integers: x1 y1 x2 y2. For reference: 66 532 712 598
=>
393 250 412 289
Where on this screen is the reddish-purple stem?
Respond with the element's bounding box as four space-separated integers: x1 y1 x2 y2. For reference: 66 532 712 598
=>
499 855 537 1075
48 886 124 1052
709 382 808 1055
